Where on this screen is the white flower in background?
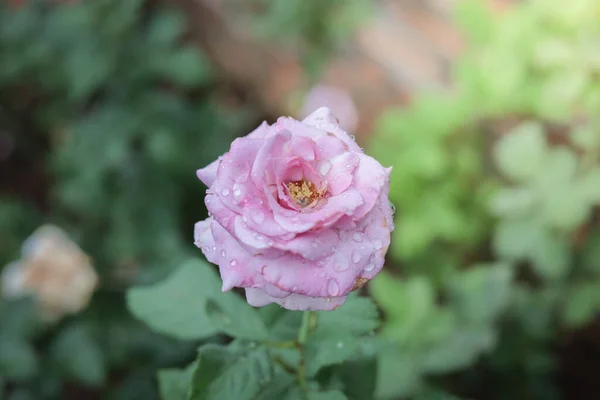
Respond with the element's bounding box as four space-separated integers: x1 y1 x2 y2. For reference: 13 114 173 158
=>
1 225 98 322
300 85 359 133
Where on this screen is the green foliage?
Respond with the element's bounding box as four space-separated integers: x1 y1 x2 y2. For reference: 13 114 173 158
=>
128 260 382 399
369 0 600 398
0 0 249 397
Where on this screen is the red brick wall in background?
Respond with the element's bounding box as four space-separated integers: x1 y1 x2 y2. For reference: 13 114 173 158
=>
169 0 516 144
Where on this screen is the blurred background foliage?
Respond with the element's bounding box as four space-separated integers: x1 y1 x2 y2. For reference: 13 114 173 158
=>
2 0 600 399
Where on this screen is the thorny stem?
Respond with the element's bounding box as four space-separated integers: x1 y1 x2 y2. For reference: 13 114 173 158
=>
297 311 317 391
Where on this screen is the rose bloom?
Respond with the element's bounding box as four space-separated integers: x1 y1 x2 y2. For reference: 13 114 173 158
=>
1 225 98 321
194 107 393 311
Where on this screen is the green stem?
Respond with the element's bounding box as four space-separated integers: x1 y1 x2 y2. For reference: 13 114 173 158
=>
297 311 317 391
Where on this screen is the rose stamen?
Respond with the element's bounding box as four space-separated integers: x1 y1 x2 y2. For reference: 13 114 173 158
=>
287 179 324 208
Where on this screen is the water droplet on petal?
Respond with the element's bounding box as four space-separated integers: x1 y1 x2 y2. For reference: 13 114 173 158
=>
311 241 318 248
365 263 375 271
220 250 226 257
233 188 242 198
203 246 210 253
326 297 331 303
327 279 340 296
336 263 349 272
319 161 332 176
230 260 238 267
292 286 298 291
212 246 216 252
373 240 383 250
352 251 361 263
331 246 337 252
390 202 396 214
252 210 265 224
353 232 363 242
350 135 355 141
222 189 230 196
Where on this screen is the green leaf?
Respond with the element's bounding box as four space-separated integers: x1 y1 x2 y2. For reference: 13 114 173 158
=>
375 344 421 399
158 47 212 86
189 343 275 400
447 264 513 324
157 362 196 400
49 324 105 386
0 336 38 380
335 357 378 400
454 0 495 46
493 219 543 260
305 332 359 377
419 326 496 374
253 372 295 400
315 293 379 337
492 121 547 183
488 187 536 217
562 283 600 327
205 293 268 340
147 10 186 46
127 259 220 340
307 390 347 400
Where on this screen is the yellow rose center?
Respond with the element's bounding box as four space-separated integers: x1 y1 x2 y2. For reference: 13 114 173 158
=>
287 180 322 208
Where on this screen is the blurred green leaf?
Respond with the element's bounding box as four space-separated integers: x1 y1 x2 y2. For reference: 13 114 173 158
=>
492 122 547 183
49 323 105 386
0 336 38 380
562 283 600 327
157 362 196 400
157 47 212 87
307 390 347 400
448 263 513 324
127 259 220 340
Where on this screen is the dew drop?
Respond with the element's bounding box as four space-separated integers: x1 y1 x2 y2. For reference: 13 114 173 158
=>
251 210 265 224
206 198 211 204
268 241 274 246
331 246 337 252
212 246 216 252
249 342 257 348
203 246 210 253
373 240 383 250
319 161 332 176
222 189 230 196
353 232 363 242
327 279 340 296
292 286 298 291
365 263 375 271
390 202 396 215
339 230 349 242
220 250 226 257
230 260 238 267
352 251 361 263
336 263 349 272
350 135 356 141
311 241 318 248
337 341 344 349
233 188 242 198
326 297 332 303
345 163 351 169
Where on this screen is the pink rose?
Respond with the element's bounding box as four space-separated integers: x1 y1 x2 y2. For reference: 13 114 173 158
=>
194 107 394 311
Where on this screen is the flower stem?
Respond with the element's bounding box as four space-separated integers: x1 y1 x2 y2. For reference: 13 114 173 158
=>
297 310 317 391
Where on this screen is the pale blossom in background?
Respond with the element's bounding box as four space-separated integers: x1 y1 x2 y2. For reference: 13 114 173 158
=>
1 225 99 322
194 107 393 311
300 85 359 133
